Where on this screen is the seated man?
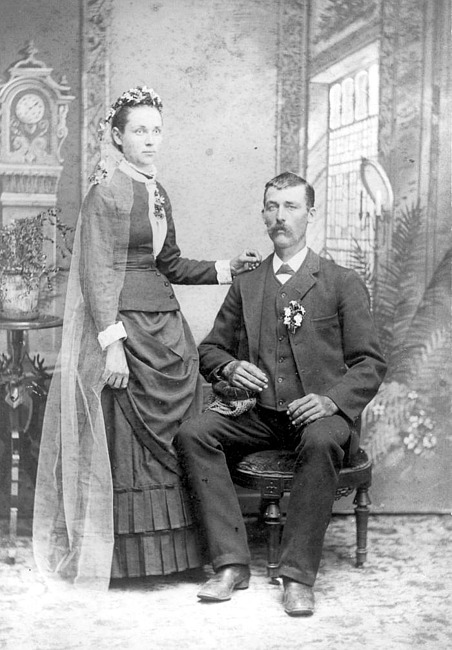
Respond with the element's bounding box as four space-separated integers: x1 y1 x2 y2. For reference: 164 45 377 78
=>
175 172 386 616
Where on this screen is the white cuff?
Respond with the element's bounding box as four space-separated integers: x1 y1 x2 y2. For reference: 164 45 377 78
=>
215 259 233 285
97 321 128 350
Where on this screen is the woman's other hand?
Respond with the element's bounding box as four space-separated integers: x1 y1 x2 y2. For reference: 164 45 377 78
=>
103 340 129 389
230 249 262 276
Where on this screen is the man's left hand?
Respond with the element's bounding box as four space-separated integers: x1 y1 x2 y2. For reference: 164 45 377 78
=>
287 394 339 428
230 249 262 276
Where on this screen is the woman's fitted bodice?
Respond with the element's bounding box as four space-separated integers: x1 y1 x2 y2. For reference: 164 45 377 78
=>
80 167 216 319
119 178 176 311
125 179 155 270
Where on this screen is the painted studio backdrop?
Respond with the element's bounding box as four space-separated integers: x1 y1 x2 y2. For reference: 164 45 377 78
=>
0 0 450 518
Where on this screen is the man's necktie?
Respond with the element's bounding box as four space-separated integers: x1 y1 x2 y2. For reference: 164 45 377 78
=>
276 263 295 276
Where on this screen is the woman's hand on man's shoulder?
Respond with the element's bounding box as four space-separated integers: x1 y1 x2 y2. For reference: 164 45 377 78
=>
230 249 262 277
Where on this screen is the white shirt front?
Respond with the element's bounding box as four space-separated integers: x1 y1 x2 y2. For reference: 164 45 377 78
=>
273 247 308 284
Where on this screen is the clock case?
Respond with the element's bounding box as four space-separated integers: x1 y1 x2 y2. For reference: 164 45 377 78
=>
0 42 74 225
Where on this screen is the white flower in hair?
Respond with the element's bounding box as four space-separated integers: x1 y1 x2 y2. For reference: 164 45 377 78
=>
90 86 164 184
98 86 163 141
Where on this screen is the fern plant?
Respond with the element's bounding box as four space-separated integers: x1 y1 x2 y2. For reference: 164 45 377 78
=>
350 201 452 461
0 208 73 296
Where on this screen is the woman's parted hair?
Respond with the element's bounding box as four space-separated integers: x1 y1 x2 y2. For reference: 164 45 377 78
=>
99 86 163 150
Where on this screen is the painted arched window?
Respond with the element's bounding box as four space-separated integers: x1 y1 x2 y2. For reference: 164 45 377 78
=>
329 83 341 129
341 77 354 125
355 70 368 120
326 63 379 270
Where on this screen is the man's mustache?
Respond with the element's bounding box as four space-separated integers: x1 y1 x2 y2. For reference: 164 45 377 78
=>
267 224 290 235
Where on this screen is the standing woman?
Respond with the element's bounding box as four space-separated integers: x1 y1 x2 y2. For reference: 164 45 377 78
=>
33 87 259 589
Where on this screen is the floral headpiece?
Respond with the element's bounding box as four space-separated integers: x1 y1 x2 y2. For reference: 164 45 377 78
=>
97 86 163 140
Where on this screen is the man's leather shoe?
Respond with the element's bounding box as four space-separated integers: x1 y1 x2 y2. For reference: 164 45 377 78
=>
282 579 315 616
197 564 250 602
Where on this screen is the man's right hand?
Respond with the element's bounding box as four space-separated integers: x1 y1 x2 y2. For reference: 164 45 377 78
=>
222 360 268 393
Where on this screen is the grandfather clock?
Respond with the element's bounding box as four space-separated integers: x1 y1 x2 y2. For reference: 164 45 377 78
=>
0 41 74 226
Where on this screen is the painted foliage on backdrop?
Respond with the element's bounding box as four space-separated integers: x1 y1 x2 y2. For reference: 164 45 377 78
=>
304 0 451 509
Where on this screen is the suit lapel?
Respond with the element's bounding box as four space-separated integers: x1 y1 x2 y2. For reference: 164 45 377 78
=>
241 250 320 361
292 248 319 301
241 255 272 363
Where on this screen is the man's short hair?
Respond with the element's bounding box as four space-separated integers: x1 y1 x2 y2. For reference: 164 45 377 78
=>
263 172 315 209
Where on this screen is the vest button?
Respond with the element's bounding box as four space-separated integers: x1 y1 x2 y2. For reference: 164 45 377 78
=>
281 292 287 298
278 399 285 406
156 272 161 277
169 294 175 299
164 281 169 286
279 357 285 363
278 336 284 341
277 377 283 383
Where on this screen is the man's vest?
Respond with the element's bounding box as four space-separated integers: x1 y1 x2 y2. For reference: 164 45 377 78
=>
257 266 305 411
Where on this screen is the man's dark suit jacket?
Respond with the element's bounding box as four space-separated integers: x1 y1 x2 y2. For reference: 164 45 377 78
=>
198 249 387 454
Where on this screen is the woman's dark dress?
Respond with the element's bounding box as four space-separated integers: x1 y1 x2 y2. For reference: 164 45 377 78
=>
100 174 214 578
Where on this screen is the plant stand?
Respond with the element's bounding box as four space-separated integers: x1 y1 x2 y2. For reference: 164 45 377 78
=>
0 315 62 563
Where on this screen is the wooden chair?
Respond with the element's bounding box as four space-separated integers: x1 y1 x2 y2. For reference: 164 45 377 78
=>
232 447 372 579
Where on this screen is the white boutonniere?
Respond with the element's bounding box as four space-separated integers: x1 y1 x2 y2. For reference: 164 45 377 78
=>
283 300 306 334
154 188 166 220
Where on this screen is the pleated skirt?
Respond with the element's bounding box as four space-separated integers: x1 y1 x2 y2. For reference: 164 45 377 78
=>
102 309 206 579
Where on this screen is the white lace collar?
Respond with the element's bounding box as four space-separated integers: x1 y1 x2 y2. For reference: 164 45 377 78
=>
118 158 157 183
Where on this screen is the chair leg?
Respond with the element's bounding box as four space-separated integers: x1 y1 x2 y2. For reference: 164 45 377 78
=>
354 486 371 567
262 497 282 582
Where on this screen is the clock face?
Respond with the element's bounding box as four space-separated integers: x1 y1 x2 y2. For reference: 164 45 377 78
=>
15 93 46 125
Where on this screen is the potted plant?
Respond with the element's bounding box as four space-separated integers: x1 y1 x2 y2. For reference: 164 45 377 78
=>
0 208 73 321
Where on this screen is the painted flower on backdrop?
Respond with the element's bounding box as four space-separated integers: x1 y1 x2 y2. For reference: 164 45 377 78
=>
366 388 438 459
401 391 437 456
283 301 306 334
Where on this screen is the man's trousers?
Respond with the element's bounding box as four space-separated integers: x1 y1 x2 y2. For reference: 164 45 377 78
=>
175 406 351 586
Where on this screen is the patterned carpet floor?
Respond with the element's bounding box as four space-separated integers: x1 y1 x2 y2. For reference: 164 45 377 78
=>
0 515 451 650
